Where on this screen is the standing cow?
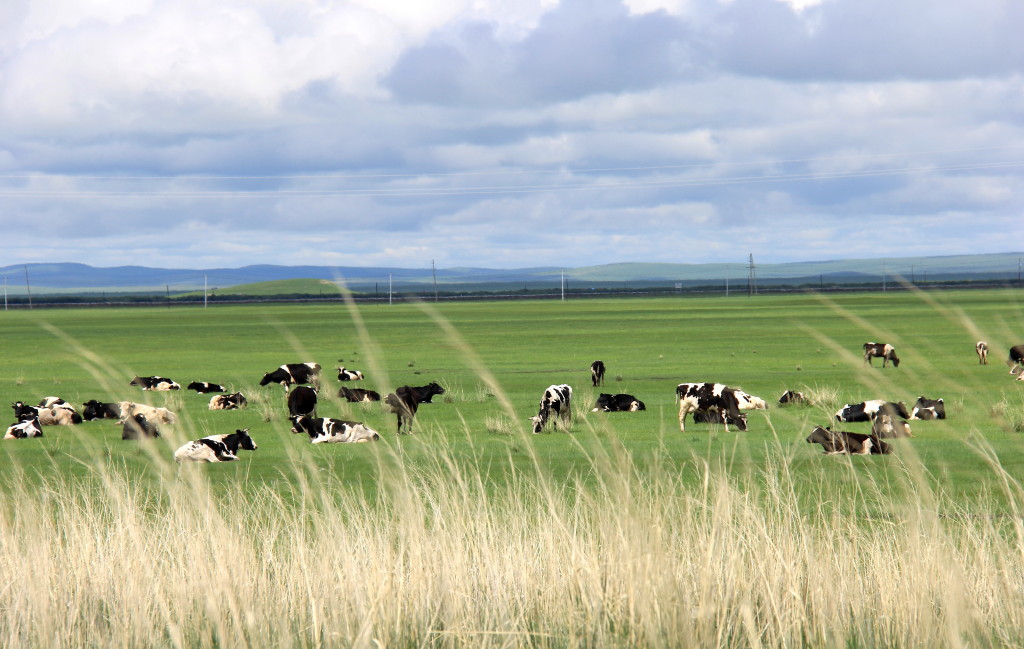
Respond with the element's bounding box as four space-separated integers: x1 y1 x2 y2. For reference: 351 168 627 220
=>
863 342 900 368
590 361 606 387
530 384 573 434
259 363 322 392
976 341 988 365
675 383 766 432
286 386 318 418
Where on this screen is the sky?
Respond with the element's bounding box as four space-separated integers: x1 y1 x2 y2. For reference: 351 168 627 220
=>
1 0 1022 270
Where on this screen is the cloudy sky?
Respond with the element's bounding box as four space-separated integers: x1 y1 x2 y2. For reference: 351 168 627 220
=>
1 0 1022 270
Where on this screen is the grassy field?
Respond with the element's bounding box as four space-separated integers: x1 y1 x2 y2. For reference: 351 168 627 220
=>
3 289 1024 647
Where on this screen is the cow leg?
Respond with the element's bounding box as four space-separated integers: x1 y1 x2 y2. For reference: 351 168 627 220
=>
678 401 691 432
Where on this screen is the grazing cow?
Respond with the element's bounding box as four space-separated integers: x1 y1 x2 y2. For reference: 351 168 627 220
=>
911 396 946 420
208 392 247 410
805 426 891 455
385 391 419 434
835 400 909 423
336 366 364 381
259 363 322 391
12 402 82 426
338 386 381 403
117 402 177 425
976 341 988 365
778 390 807 405
289 415 380 443
590 360 606 387
129 376 181 391
871 412 913 438
187 381 226 393
82 400 122 421
675 383 767 432
592 393 646 412
286 386 318 418
122 413 160 440
1008 345 1024 375
397 382 446 404
5 418 43 440
692 408 748 428
174 429 257 463
530 384 573 434
863 342 900 368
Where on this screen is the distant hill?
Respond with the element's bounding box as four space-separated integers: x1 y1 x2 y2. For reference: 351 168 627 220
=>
2 253 1022 295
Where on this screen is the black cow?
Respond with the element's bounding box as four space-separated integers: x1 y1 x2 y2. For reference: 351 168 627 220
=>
5 418 43 439
187 381 226 393
835 400 909 423
806 426 891 455
174 429 258 462
398 382 446 404
385 391 419 434
1008 345 1024 375
122 413 160 440
209 392 248 410
259 363 322 391
592 393 645 412
530 384 572 434
289 415 380 443
336 366 364 381
286 386 318 418
590 361 606 387
338 386 381 403
910 396 946 420
863 342 900 368
675 383 767 432
778 390 807 405
692 408 747 428
82 400 121 421
129 376 181 390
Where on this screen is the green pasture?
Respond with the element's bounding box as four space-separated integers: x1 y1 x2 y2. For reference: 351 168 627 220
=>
2 289 1024 510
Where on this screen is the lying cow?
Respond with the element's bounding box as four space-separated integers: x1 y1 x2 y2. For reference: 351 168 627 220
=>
259 363 321 391
122 413 160 440
863 342 900 368
118 402 177 425
12 402 82 426
187 381 226 393
336 366 364 381
806 426 891 455
871 412 913 438
592 393 645 412
675 383 767 432
209 392 247 410
82 400 122 421
778 390 807 405
174 429 258 462
530 384 573 434
911 396 945 420
1008 345 1024 375
5 418 43 439
289 415 380 443
338 386 381 403
976 341 988 365
590 360 606 387
129 376 181 391
287 386 318 418
835 400 909 423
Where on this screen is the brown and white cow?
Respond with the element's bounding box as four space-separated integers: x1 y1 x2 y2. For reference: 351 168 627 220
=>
806 426 891 455
863 342 900 367
976 341 988 365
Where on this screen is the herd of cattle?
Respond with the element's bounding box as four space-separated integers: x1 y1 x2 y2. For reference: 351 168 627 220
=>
6 341 1024 460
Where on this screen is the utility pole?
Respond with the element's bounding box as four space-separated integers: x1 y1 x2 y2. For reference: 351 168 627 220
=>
747 254 757 297
23 265 32 310
431 260 438 302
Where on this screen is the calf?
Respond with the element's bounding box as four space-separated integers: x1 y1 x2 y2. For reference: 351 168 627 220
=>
976 341 988 365
259 362 321 391
1008 345 1024 375
209 392 247 410
118 402 177 425
530 384 573 434
835 400 909 423
592 393 645 412
286 386 318 417
911 396 946 420
398 382 446 404
590 360 606 387
863 342 900 368
675 383 767 432
187 381 226 393
871 412 913 438
129 376 181 391
778 390 807 405
692 408 748 428
385 391 419 434
174 429 257 462
805 426 891 455
336 366 364 381
289 415 380 443
82 400 121 421
338 386 381 403
5 418 43 440
122 413 160 440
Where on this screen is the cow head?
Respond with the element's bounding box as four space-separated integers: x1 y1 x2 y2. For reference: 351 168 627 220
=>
288 415 308 434
259 373 275 386
234 429 258 451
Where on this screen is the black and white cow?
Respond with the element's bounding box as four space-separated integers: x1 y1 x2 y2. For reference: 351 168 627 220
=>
259 363 322 391
209 392 247 410
910 396 946 420
129 376 181 391
336 366 364 381
187 381 226 393
590 360 606 387
122 413 160 440
835 400 910 423
675 383 767 432
863 342 900 368
1008 345 1024 375
286 385 318 418
82 400 121 421
174 429 257 462
871 412 913 438
5 417 43 439
397 382 446 404
530 384 573 434
289 415 380 443
778 390 807 405
338 386 381 403
806 426 891 455
692 408 748 427
592 393 645 412
976 341 988 365
12 402 82 425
